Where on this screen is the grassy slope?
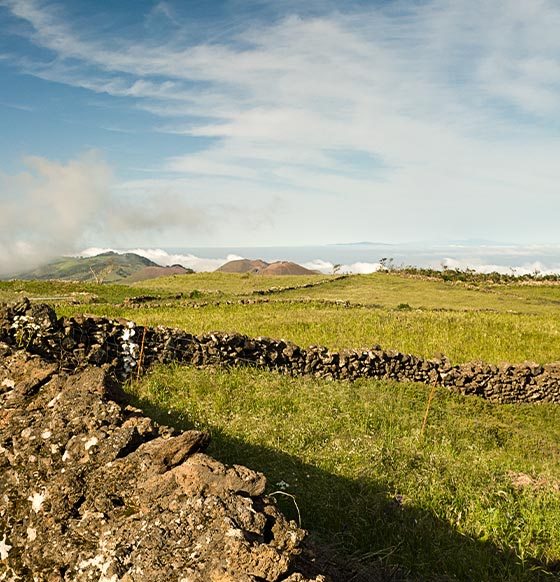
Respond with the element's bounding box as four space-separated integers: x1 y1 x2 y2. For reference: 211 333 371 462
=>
43 270 560 365
133 271 328 296
130 365 560 580
0 279 162 304
2 273 560 578
135 271 560 314
12 252 156 283
51 301 560 365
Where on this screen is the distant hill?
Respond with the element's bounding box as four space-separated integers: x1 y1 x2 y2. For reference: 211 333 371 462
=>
121 264 194 283
13 252 191 283
217 259 319 275
216 259 270 274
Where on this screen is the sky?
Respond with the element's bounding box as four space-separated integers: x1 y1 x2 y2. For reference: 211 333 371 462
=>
1 0 560 272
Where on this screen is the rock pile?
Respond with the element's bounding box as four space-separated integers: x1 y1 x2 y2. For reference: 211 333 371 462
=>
1 298 559 404
0 343 325 581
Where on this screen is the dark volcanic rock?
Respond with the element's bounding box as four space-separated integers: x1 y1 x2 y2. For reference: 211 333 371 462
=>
2 299 560 405
0 345 324 581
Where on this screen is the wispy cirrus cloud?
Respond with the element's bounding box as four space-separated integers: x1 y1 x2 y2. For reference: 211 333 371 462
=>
2 0 560 246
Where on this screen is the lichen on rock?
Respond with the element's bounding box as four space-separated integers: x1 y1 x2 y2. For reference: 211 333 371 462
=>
0 343 325 581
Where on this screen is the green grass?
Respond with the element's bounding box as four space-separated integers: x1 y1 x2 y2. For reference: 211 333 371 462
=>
0 279 166 304
128 364 560 580
4 271 560 578
132 271 329 297
275 273 560 315
55 301 560 365
127 270 560 314
46 271 560 365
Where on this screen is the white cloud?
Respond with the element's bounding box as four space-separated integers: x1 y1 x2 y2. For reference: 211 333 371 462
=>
302 259 381 274
3 0 560 246
77 247 243 272
75 246 560 276
0 150 113 273
0 151 213 274
437 257 560 276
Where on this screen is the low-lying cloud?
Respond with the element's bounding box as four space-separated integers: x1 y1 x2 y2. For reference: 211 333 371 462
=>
0 151 113 274
74 247 560 276
0 151 210 275
79 247 244 273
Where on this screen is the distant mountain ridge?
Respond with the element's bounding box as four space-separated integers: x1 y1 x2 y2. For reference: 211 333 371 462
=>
8 252 319 282
12 251 193 283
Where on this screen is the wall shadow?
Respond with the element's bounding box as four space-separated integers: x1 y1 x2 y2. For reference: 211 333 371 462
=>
129 395 558 582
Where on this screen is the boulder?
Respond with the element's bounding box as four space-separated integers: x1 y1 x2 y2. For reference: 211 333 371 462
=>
0 345 324 581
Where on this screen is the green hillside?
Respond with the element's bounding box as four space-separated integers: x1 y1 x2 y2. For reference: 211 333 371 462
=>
13 251 157 283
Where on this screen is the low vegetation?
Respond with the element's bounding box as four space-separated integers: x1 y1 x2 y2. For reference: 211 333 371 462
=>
129 364 560 580
2 269 560 579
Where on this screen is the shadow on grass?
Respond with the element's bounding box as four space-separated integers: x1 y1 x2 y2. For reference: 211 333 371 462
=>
130 396 558 582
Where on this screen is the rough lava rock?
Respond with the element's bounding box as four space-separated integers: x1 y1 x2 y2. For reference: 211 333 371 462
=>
0 344 325 581
2 298 559 404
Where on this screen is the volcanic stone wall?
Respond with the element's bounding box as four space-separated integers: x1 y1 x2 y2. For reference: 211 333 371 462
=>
0 327 326 581
2 298 560 404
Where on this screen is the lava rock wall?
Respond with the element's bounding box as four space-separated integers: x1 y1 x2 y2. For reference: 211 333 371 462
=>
2 298 559 404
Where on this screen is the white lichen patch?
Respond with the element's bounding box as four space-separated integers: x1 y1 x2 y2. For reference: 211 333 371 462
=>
78 554 106 570
84 436 98 451
28 491 46 513
225 528 244 539
47 393 61 408
78 539 117 582
120 321 139 375
41 430 52 440
288 530 298 544
0 534 12 560
26 527 37 542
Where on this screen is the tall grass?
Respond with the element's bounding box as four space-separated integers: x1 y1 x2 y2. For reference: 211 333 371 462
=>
5 273 560 578
56 301 560 365
129 364 560 580
0 279 160 304
276 273 560 315
133 271 328 296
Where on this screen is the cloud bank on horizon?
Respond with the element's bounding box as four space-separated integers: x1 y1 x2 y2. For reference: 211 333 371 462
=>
1 0 560 272
77 246 560 277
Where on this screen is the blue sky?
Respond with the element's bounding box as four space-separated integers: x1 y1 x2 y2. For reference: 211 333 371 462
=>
1 0 560 270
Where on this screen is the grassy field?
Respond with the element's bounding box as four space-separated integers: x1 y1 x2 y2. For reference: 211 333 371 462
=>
134 271 560 315
2 272 560 579
50 301 560 365
36 270 560 365
129 365 560 580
